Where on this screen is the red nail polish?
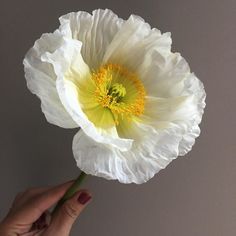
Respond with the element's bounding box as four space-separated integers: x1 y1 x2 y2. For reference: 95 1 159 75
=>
78 192 92 204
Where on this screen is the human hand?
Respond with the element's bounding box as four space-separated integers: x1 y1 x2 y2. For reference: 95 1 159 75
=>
0 181 92 235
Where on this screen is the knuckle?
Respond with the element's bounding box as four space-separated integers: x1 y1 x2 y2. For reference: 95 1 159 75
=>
62 202 79 219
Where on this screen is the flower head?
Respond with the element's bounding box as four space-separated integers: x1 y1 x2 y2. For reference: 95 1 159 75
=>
24 9 206 184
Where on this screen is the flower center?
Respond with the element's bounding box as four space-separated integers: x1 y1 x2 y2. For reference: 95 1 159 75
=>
91 63 146 125
108 83 126 101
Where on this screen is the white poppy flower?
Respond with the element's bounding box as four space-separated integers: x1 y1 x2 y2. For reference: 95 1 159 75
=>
23 9 206 184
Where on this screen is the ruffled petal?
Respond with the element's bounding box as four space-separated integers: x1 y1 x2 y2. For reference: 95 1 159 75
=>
142 72 206 157
116 122 183 184
73 129 124 181
103 14 171 72
143 95 196 122
178 73 206 155
73 122 184 184
23 30 78 128
73 128 146 183
59 9 124 70
139 52 191 98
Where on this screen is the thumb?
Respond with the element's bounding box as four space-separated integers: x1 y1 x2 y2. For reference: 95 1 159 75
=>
46 190 92 235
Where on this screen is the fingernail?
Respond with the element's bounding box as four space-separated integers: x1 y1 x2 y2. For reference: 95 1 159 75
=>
77 192 92 205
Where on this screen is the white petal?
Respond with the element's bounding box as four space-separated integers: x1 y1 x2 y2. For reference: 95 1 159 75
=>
119 122 183 183
73 129 124 181
140 52 191 98
178 73 206 155
73 122 184 184
143 72 206 157
59 9 124 70
23 31 78 128
143 95 198 123
103 14 171 71
178 123 200 156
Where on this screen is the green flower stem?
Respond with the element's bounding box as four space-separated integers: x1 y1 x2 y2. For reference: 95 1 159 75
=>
52 171 87 215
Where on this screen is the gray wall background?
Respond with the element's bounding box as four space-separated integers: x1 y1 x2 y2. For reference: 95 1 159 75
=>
0 0 235 235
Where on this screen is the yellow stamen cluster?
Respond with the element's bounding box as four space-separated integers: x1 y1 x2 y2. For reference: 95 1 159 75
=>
92 63 146 125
